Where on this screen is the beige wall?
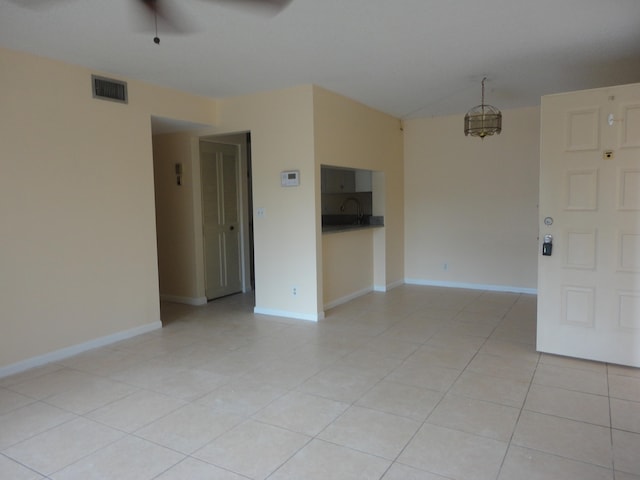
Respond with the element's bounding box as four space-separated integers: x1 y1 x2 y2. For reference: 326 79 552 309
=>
323 230 374 308
1 46 540 373
152 133 204 304
0 48 216 372
214 86 320 319
404 106 540 291
209 86 404 316
312 86 405 307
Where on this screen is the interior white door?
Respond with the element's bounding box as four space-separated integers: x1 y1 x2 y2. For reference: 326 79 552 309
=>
537 83 640 367
201 141 243 300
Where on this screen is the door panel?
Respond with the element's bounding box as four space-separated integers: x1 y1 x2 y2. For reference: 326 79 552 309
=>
221 152 242 290
201 142 243 300
538 83 640 367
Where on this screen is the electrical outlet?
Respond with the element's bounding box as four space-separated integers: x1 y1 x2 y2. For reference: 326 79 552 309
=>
443 263 448 271
256 208 265 218
292 287 297 296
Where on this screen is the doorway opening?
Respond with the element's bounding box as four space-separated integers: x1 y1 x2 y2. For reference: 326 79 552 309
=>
152 126 254 323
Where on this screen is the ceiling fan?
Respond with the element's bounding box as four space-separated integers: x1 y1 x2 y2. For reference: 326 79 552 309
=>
142 0 292 44
11 0 293 44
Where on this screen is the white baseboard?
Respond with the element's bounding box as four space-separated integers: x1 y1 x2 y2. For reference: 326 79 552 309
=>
253 307 324 322
0 321 162 379
405 278 537 295
374 279 404 293
324 286 373 310
160 294 208 306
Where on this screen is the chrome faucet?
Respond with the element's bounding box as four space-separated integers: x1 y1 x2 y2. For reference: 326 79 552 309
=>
340 197 364 224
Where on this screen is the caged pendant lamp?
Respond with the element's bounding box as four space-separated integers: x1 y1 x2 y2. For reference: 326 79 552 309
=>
464 77 502 139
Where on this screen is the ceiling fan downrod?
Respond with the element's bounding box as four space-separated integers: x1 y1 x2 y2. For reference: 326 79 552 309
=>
153 8 160 44
141 0 160 44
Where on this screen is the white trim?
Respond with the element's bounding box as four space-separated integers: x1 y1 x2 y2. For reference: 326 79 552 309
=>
405 278 537 295
160 295 208 306
324 286 373 310
253 307 324 322
0 321 162 379
374 279 404 293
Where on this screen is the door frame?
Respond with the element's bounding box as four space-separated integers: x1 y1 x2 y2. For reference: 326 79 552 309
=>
197 133 254 296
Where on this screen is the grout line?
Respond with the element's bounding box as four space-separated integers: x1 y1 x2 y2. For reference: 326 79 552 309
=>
607 363 617 478
496 330 542 478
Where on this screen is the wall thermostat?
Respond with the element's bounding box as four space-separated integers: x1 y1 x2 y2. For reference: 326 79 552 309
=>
281 170 300 187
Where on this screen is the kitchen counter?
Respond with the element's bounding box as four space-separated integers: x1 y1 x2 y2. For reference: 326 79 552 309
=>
322 215 384 234
322 224 384 234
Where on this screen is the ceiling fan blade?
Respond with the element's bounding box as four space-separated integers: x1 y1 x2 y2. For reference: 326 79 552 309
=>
202 0 293 15
137 0 195 34
9 0 291 38
7 0 75 9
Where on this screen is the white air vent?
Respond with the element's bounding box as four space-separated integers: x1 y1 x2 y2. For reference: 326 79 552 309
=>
91 75 128 104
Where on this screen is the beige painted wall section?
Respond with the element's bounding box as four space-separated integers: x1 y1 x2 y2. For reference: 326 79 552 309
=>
0 48 216 370
312 86 404 307
322 230 374 307
152 133 203 303
404 106 540 290
215 86 320 319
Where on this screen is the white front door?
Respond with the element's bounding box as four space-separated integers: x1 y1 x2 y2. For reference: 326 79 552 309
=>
537 83 640 367
200 141 243 300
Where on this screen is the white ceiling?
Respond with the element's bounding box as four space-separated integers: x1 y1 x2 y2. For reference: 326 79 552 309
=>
2 0 640 119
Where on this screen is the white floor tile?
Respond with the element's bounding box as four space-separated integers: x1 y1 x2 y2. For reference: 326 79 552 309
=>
86 390 186 433
512 411 612 468
269 439 390 480
356 380 443 421
450 370 530 408
51 435 184 480
252 390 348 436
4 417 123 475
399 423 508 480
0 454 46 480
136 403 243 454
153 457 247 479
194 420 310 480
318 405 421 459
609 374 640 402
0 402 76 450
2 287 634 480
533 364 608 396
427 393 520 441
498 445 612 480
296 366 381 403
382 463 450 479
613 429 640 475
0 388 36 415
611 398 640 434
196 378 286 416
524 384 610 426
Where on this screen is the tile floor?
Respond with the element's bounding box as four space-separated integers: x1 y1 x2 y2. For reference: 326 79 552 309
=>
1 285 639 479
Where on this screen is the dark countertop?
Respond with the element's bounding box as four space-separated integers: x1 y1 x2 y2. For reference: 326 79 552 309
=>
322 215 384 234
322 224 384 234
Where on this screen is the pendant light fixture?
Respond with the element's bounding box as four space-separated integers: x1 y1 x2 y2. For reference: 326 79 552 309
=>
464 77 502 139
